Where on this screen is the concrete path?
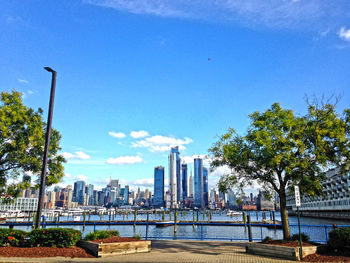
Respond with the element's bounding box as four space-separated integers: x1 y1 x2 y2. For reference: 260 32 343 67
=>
0 240 295 263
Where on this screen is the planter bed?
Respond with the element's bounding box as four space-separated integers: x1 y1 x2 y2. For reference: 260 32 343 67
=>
302 246 350 262
78 237 151 257
246 241 319 261
0 246 94 258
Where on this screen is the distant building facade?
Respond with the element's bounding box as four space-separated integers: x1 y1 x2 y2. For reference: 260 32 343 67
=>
194 158 204 208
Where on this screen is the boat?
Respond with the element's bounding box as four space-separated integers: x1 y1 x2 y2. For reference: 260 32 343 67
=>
226 210 242 217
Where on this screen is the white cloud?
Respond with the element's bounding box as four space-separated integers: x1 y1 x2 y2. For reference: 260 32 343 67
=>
106 155 143 165
86 0 347 29
338 27 350 42
18 79 29 84
75 174 88 181
108 131 126 138
130 130 150 138
209 166 231 177
65 173 72 178
132 135 193 152
62 151 91 160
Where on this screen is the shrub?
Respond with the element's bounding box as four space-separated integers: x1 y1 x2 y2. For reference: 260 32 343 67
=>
291 233 310 242
0 228 28 247
84 230 120 241
328 227 350 251
132 234 142 240
262 236 272 243
29 228 82 248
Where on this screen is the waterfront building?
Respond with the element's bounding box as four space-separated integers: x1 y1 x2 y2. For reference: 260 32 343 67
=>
124 185 129 204
182 164 188 200
203 167 209 207
219 191 226 202
286 167 350 219
110 187 117 204
93 190 98 205
169 146 181 208
0 197 38 212
86 184 94 205
257 191 274 210
154 166 165 207
227 190 237 208
98 191 106 206
189 171 193 198
194 158 204 208
73 180 86 205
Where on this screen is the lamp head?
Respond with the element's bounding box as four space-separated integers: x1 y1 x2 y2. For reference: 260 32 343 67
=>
44 67 56 74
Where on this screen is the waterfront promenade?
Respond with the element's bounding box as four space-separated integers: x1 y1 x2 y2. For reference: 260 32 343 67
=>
0 240 294 263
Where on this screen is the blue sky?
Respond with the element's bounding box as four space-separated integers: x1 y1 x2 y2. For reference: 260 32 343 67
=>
1 0 350 192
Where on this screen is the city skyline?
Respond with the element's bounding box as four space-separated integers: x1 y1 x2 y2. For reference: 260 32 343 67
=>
1 1 349 193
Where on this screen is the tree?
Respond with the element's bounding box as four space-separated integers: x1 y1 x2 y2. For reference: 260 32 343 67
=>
209 102 350 240
0 90 65 199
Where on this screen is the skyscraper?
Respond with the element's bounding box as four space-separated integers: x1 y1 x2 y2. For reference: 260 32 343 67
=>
194 158 204 208
124 185 129 205
73 181 86 205
182 163 188 200
154 166 165 207
203 167 209 207
169 146 181 208
189 171 193 198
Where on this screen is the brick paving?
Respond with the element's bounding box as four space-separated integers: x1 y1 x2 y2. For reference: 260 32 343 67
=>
0 240 295 263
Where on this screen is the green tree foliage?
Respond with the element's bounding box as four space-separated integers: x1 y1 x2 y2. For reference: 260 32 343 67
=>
0 90 65 198
209 102 350 240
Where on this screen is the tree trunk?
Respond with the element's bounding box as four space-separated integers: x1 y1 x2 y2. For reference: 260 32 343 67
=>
279 190 290 240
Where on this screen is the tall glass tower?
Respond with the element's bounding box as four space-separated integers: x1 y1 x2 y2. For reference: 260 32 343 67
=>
73 180 86 205
169 147 181 208
154 166 165 207
203 167 209 207
194 158 204 208
182 164 188 200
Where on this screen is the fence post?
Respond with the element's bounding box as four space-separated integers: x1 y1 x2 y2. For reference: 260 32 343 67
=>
162 210 165 221
83 212 86 231
247 215 253 242
93 222 96 232
325 226 329 242
174 209 177 235
146 223 149 240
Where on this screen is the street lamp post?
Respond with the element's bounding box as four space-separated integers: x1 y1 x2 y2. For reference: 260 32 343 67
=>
35 67 57 229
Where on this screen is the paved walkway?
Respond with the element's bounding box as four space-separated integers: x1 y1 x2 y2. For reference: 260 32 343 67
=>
0 240 295 263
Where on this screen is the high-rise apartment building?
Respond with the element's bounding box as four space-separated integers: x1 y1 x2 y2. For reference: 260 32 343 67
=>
73 180 86 205
194 158 204 208
182 164 188 200
169 146 181 208
154 166 165 207
189 171 193 198
124 185 129 205
203 167 209 207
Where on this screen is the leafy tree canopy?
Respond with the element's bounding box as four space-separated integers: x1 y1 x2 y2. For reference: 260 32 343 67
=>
209 101 349 239
0 90 65 199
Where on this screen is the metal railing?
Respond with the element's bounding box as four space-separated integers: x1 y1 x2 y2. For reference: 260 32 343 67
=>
2 221 349 244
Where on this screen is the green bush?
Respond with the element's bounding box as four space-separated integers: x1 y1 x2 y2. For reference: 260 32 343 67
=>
262 236 272 243
132 234 142 240
84 230 120 241
291 233 310 242
328 227 350 251
29 228 82 248
0 228 28 247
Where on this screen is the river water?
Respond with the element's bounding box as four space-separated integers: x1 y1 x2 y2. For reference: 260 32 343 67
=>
8 211 350 243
